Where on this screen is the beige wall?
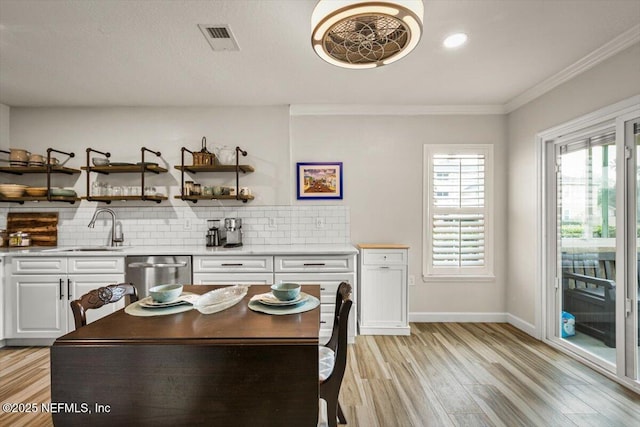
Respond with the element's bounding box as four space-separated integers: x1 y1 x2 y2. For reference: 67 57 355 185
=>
8 106 291 205
0 104 9 149
291 114 508 316
506 43 640 332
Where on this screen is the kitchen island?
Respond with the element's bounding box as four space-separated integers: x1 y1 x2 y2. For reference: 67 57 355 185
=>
50 285 320 426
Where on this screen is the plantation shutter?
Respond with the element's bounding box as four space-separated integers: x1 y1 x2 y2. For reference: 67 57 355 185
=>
431 154 486 268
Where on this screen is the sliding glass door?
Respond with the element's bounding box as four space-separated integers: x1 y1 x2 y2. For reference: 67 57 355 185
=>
555 128 618 367
544 101 639 387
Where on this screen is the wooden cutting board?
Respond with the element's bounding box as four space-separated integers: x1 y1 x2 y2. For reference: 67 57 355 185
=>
7 212 58 246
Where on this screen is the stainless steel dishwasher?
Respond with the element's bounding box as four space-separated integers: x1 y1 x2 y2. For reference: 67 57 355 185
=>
125 255 192 298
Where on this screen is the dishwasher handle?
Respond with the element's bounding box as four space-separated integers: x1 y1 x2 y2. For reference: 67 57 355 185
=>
127 262 188 268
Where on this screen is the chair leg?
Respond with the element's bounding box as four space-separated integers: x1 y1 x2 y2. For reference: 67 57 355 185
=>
326 395 338 427
337 401 347 424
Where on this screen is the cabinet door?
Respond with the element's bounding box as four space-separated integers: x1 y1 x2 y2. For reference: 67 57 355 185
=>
12 274 66 338
360 265 406 328
193 273 274 285
68 274 126 330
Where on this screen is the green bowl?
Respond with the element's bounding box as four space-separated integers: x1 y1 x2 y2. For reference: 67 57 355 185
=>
149 284 183 303
270 283 301 301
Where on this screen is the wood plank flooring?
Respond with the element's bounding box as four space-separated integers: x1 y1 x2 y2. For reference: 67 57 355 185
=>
1 323 639 426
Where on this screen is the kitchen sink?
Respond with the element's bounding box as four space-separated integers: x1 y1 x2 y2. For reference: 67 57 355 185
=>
42 246 124 252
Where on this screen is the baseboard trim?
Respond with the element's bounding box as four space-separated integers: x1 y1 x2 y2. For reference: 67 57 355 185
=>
5 338 55 347
359 326 410 336
409 312 508 323
506 314 539 339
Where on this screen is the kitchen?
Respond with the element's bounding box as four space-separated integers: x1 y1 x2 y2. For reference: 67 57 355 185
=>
1 0 640 426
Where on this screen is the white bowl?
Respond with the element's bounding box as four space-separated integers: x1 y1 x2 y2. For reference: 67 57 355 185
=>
92 157 110 166
149 284 183 303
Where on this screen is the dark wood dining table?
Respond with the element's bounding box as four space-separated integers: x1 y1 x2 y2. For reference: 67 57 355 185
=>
50 285 320 427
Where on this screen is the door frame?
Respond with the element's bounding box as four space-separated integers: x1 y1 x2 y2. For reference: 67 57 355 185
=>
536 95 640 392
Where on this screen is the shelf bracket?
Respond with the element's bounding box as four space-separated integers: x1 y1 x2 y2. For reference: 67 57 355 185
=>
46 148 75 202
86 148 111 198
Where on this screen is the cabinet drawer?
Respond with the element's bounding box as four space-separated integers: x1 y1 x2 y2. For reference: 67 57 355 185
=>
11 257 67 274
68 257 124 274
362 249 407 265
193 256 273 273
193 273 274 285
274 255 354 273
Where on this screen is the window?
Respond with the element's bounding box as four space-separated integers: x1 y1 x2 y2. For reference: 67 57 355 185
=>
423 144 494 279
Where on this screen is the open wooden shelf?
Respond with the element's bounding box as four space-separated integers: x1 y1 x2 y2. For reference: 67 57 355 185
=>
0 195 79 204
81 165 167 174
173 164 254 174
174 194 254 203
0 165 80 175
83 195 167 203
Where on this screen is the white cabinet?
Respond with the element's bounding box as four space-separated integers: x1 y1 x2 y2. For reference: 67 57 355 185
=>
7 256 125 339
357 245 409 335
274 254 357 344
193 255 274 285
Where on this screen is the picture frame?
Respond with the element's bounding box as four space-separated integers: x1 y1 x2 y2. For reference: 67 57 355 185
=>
296 162 343 200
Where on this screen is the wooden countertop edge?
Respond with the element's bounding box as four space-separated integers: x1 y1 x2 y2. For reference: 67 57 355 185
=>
357 243 410 249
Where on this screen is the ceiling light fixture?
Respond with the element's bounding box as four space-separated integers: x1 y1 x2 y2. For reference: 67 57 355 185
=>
311 0 424 69
443 33 468 49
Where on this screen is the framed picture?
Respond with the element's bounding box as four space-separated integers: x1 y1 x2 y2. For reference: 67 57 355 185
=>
296 162 343 200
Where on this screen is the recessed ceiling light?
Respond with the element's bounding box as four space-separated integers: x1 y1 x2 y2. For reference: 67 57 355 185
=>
443 33 468 49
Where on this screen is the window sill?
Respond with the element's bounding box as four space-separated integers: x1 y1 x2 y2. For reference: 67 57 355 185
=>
422 275 495 283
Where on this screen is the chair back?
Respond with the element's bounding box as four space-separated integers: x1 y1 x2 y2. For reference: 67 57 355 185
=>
325 282 352 380
70 283 138 330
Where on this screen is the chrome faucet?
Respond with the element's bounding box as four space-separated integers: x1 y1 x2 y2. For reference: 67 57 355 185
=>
88 208 124 247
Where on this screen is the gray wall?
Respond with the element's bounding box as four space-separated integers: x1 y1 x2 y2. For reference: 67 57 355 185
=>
506 43 640 332
291 114 508 316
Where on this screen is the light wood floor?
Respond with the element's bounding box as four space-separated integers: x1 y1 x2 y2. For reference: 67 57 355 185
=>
1 323 639 426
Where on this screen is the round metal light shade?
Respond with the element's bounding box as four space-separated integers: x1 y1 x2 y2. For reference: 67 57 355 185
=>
311 0 424 69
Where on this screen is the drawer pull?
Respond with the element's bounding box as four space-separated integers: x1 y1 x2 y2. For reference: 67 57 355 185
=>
128 262 187 268
67 279 72 300
320 321 327 324
379 266 390 269
320 287 326 291
303 263 326 266
59 278 63 300
221 263 244 267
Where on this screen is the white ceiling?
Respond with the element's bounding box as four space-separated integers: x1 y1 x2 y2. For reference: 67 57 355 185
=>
1 0 639 109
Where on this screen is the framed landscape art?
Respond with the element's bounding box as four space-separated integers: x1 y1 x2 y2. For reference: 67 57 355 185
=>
296 162 343 200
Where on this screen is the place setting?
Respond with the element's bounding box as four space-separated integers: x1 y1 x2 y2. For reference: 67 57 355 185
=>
248 283 320 315
125 284 249 317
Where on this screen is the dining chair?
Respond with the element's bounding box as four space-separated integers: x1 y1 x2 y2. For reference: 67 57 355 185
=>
70 283 138 329
319 281 353 427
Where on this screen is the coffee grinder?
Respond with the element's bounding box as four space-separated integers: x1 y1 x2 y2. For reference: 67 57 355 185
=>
224 218 242 248
206 219 225 247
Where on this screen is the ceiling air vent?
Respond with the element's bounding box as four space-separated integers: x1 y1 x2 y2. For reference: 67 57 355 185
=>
198 24 240 52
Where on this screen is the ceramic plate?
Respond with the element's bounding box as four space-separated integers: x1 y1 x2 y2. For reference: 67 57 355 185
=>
138 292 199 308
256 292 310 307
248 295 320 316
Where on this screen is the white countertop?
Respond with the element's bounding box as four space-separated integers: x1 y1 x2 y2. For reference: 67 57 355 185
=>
0 243 358 257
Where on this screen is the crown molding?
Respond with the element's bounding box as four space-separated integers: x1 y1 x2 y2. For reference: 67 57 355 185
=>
290 104 506 116
505 24 640 113
291 25 640 117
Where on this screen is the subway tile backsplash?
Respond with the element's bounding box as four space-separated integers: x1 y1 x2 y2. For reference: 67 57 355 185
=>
0 205 350 247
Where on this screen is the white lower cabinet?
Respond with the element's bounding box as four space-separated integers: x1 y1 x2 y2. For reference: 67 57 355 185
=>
8 257 124 339
193 255 274 285
358 246 409 335
274 255 357 344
